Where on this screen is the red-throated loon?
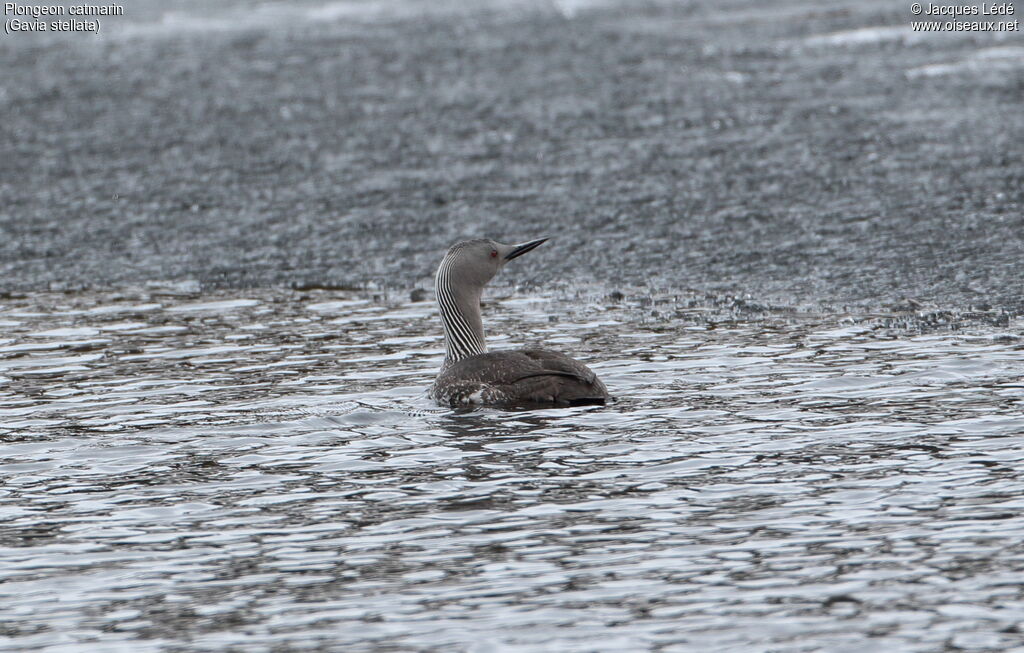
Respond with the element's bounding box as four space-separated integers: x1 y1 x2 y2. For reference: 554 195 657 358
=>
429 237 609 408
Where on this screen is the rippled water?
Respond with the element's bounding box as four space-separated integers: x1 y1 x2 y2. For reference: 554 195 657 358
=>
2 287 1023 652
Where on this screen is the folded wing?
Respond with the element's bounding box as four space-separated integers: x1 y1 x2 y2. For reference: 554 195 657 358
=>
432 348 609 408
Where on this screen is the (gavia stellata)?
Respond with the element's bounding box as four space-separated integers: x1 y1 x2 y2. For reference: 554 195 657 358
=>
429 237 609 408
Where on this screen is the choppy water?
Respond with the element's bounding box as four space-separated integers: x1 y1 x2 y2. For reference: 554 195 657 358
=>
2 287 1023 652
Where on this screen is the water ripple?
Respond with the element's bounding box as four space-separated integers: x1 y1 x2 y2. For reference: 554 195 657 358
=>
1 288 1022 652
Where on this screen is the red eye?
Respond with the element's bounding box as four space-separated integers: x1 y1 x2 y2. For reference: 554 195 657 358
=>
490 250 498 258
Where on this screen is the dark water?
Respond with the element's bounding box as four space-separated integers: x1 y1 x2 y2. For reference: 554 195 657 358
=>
2 287 1023 652
4 0 1023 318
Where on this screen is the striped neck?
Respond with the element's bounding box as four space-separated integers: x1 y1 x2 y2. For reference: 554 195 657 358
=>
435 254 487 366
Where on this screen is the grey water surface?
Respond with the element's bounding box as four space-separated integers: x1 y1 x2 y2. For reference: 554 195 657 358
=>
4 0 1024 650
2 287 1023 652
4 0 1024 317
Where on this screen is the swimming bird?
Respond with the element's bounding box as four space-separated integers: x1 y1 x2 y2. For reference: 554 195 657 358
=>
429 237 609 409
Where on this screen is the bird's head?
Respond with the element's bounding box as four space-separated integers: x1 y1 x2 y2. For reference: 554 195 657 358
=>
436 237 548 290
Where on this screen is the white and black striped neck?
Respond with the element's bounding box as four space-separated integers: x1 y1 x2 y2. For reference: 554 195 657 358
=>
435 252 487 366
432 237 549 369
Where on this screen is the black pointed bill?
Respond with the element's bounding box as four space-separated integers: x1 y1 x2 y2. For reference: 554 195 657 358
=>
504 237 549 261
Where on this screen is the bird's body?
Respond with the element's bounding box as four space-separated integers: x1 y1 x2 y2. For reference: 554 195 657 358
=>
433 348 608 408
429 238 609 409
